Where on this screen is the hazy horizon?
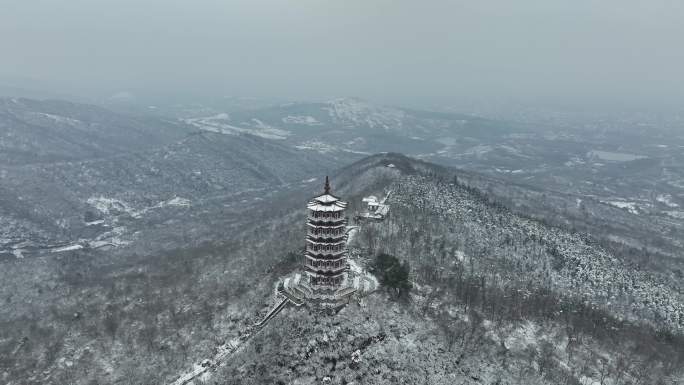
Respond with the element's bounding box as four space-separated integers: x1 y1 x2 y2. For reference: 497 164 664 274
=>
2 0 683 112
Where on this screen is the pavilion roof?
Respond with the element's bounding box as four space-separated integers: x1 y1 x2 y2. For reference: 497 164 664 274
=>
307 176 348 211
307 200 347 211
306 239 346 246
307 222 346 228
314 194 340 203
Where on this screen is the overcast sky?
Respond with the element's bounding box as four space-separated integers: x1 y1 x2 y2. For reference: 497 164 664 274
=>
1 0 683 110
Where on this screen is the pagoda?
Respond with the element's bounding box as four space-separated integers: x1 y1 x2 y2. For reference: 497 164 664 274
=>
282 176 363 308
305 176 348 288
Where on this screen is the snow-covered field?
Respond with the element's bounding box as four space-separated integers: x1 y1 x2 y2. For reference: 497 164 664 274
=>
588 150 646 162
656 194 679 208
295 140 339 154
87 196 141 217
323 98 406 130
666 211 684 219
34 112 82 126
50 244 84 253
185 114 291 140
601 200 640 215
282 115 321 125
87 196 191 219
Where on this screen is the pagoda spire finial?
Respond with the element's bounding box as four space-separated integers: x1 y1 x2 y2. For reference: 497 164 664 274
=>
324 175 331 194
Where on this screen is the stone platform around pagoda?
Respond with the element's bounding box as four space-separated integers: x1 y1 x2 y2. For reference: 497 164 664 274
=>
281 261 378 310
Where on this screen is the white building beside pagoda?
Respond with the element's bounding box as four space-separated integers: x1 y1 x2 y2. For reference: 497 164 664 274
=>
357 191 391 221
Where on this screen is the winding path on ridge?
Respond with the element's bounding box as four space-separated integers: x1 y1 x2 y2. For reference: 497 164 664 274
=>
169 295 299 385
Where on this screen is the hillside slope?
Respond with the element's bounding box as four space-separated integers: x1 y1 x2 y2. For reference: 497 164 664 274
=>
208 153 684 385
0 99 344 259
0 98 191 165
1 154 682 385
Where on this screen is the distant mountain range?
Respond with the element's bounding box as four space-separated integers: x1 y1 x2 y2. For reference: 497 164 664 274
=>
182 97 684 227
0 98 192 165
2 97 682 261
185 97 523 157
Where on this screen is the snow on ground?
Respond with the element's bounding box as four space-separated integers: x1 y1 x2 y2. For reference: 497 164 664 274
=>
498 144 530 158
159 197 191 208
295 140 339 154
503 321 539 351
198 368 212 383
457 145 493 157
184 115 291 140
656 194 679 208
601 200 640 215
87 196 141 218
347 256 379 293
204 112 230 120
84 196 190 249
588 150 646 162
341 148 372 155
348 258 363 274
88 196 191 219
345 137 366 147
394 175 684 331
34 112 82 126
323 98 406 130
346 226 359 246
89 226 130 249
282 115 321 125
50 244 84 253
666 211 684 219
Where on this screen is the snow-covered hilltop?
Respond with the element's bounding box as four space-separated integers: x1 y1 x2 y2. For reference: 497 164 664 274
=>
389 174 683 331
203 154 684 385
0 97 191 165
323 97 407 130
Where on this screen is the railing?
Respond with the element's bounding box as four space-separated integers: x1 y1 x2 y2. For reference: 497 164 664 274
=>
307 246 346 254
305 257 345 270
307 215 346 223
296 288 357 301
254 297 290 328
305 266 346 274
307 232 346 239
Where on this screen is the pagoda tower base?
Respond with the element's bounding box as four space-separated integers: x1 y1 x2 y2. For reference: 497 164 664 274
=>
281 267 378 310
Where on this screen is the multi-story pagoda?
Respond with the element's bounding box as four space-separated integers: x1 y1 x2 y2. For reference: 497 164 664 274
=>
305 176 348 288
282 176 365 309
